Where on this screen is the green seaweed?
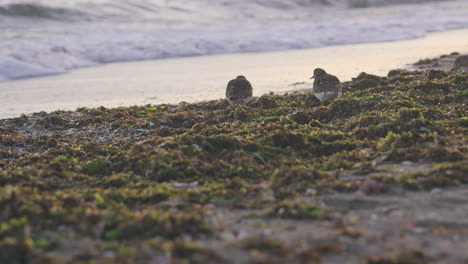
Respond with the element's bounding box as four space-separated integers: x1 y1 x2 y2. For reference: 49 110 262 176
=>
260 199 327 220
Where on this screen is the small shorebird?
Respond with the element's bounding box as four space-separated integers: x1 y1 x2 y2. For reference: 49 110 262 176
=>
451 55 468 72
226 75 253 105
310 68 342 103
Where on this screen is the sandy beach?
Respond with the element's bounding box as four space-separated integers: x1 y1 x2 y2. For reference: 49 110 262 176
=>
1 28 468 119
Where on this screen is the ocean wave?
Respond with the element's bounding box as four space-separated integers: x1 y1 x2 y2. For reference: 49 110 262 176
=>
0 0 449 23
0 0 468 81
0 3 85 20
347 0 445 8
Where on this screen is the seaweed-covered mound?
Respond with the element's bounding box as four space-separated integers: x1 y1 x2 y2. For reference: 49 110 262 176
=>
0 69 467 263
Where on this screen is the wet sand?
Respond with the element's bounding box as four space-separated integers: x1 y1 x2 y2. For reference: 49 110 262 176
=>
1 28 468 119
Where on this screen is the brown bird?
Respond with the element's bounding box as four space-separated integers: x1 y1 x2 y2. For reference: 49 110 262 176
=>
226 75 253 105
310 68 342 103
451 55 468 72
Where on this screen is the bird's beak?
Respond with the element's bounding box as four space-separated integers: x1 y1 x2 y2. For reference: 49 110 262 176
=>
310 76 315 79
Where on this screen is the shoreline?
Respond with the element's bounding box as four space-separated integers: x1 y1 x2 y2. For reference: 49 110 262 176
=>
3 0 468 81
1 28 468 119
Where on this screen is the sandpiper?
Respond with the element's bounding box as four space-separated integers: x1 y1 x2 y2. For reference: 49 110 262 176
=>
310 68 342 103
226 75 253 105
451 55 468 72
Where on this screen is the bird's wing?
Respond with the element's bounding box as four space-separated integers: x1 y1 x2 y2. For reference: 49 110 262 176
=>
330 75 340 84
326 75 341 92
453 56 468 70
226 80 236 98
245 80 253 97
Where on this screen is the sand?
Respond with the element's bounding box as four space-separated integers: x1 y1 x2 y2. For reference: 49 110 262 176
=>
1 28 468 119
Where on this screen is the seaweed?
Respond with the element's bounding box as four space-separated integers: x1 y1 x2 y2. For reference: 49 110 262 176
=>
0 67 466 263
260 199 327 220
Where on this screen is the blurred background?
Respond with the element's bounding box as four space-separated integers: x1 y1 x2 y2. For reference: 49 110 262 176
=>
1 0 468 81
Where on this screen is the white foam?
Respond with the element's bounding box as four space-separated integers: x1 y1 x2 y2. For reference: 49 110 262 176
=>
0 58 60 79
1 0 468 80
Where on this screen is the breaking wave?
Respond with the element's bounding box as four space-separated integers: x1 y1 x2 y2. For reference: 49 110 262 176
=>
0 3 84 20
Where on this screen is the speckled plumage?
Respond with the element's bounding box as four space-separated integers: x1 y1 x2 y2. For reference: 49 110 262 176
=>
226 75 253 105
451 55 468 72
311 68 342 103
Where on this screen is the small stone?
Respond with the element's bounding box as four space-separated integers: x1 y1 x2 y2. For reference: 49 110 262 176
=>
191 144 201 149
